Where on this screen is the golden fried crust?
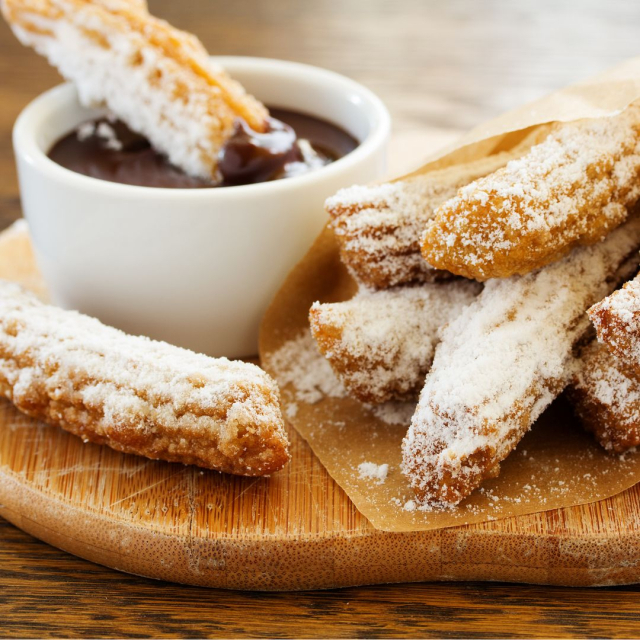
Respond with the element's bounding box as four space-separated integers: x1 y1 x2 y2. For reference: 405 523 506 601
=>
308 281 481 404
588 274 640 379
326 156 509 290
567 341 640 454
404 372 565 507
402 217 640 507
325 127 553 290
2 0 268 178
309 304 421 404
0 281 289 476
422 107 640 281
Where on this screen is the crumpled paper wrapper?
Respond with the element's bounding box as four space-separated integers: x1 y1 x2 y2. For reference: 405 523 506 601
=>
259 56 640 532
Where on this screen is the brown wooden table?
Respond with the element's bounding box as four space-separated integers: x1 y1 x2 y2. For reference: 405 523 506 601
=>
2 0 640 637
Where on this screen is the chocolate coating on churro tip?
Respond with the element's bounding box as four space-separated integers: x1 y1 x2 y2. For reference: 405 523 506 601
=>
218 116 300 186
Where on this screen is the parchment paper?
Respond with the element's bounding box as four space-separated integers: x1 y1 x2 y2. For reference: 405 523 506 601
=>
260 56 640 532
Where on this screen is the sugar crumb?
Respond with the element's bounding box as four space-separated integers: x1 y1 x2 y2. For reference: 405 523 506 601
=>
266 331 345 404
357 462 389 484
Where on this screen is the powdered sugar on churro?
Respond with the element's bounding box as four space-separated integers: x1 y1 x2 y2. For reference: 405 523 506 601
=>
326 152 516 289
589 275 640 371
76 121 97 141
576 345 640 424
3 0 267 178
326 130 552 290
569 342 640 453
0 281 288 475
327 180 454 288
588 360 640 411
310 281 481 404
403 216 640 506
593 277 640 324
95 121 122 151
424 106 640 280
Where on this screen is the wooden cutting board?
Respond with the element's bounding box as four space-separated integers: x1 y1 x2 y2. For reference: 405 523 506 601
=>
1 224 640 590
4 116 640 589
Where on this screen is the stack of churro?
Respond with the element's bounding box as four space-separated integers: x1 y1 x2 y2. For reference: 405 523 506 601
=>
312 105 640 507
326 126 553 289
310 280 481 403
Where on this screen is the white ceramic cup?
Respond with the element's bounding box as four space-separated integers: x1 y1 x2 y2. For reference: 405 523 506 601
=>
13 57 390 358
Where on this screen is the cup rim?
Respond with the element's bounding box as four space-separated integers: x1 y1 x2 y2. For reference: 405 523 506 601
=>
12 56 391 200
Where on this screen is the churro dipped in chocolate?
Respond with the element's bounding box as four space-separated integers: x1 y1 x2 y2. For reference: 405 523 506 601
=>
422 105 640 281
568 341 640 454
1 0 268 179
309 281 481 404
402 216 640 507
589 274 640 378
0 281 289 475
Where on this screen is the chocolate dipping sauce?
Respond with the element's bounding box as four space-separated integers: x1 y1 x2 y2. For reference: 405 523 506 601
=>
47 108 358 189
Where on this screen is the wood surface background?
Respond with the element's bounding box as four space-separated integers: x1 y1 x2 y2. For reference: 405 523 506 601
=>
2 0 640 637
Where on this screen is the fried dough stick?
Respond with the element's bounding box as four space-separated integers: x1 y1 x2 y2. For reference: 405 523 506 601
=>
422 105 640 281
588 274 640 378
402 216 640 507
309 280 481 404
0 281 289 475
326 128 552 289
567 341 640 454
1 0 268 179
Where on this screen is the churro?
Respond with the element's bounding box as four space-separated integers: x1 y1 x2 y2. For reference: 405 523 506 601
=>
0 281 289 475
589 274 640 378
326 137 544 290
422 106 640 280
309 280 481 404
1 0 268 179
402 216 640 507
568 341 640 454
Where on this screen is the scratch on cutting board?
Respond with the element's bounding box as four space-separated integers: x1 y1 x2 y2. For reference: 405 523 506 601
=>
233 479 259 503
108 470 186 508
